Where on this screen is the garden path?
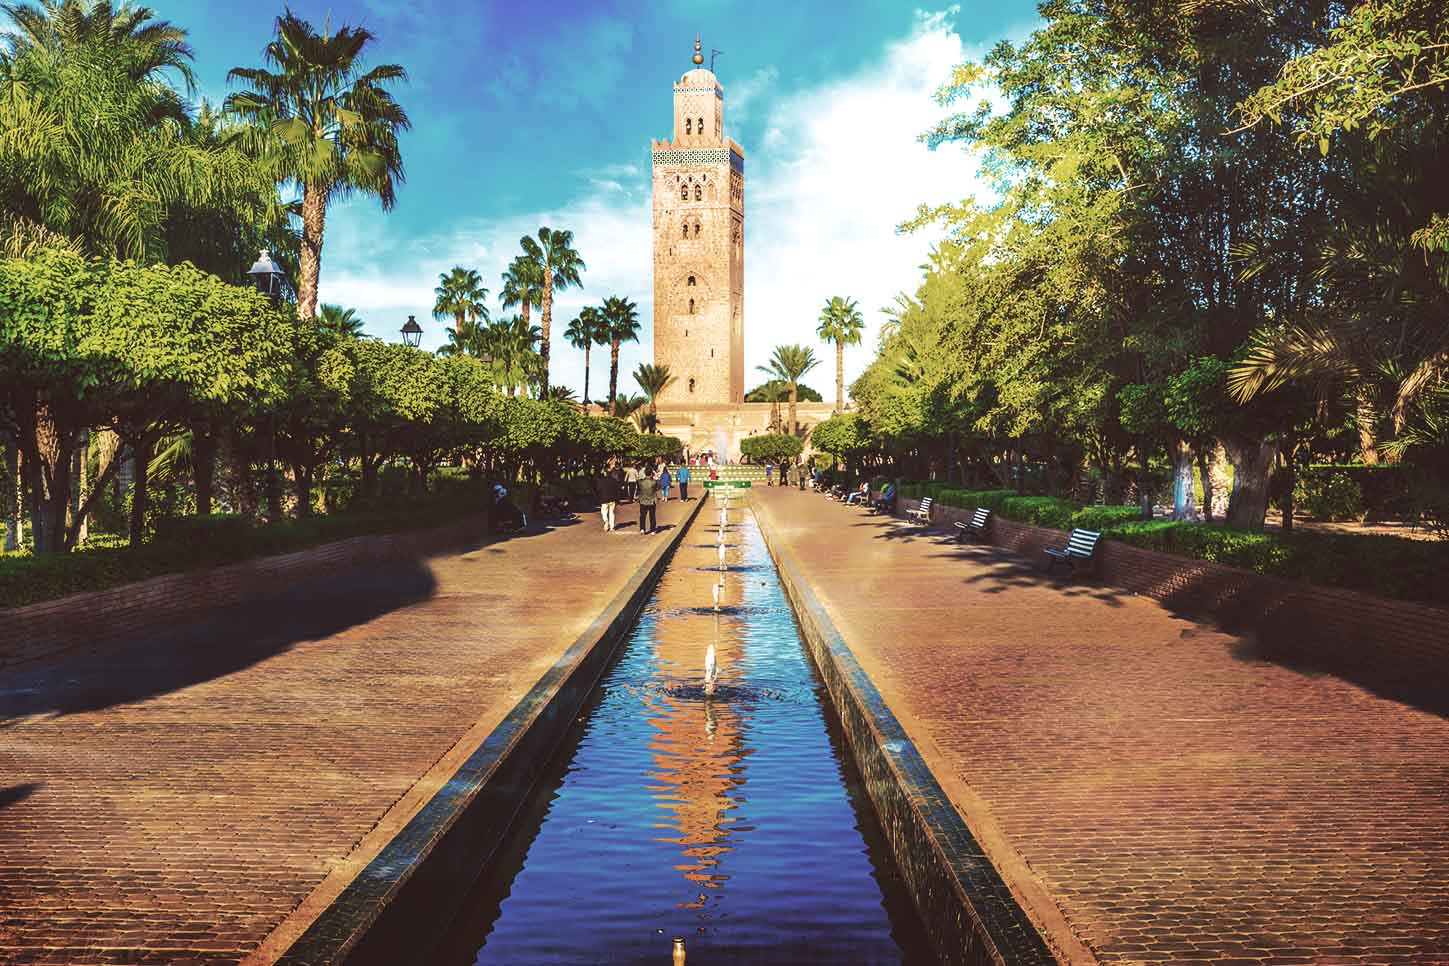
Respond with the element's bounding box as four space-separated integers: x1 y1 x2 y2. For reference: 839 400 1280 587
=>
0 498 692 964
753 486 1449 965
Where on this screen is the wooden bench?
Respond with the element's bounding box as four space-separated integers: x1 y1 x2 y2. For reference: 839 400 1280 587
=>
906 496 933 525
953 507 991 542
1044 528 1101 575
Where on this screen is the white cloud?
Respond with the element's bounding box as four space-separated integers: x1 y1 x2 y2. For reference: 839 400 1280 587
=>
320 8 993 405
726 65 778 124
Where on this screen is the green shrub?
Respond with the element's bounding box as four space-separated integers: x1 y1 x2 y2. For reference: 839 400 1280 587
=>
1294 469 1364 521
153 513 253 546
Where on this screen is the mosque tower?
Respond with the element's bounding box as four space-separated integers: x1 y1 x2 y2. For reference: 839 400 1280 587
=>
651 36 745 406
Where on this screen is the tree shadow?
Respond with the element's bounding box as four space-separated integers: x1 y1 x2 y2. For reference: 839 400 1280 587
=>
0 555 439 722
0 782 41 811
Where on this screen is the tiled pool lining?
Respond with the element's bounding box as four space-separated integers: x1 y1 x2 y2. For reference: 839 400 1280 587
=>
273 496 706 966
752 498 1058 966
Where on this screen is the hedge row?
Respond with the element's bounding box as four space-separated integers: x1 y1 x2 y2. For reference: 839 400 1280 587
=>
0 487 487 610
897 481 1447 606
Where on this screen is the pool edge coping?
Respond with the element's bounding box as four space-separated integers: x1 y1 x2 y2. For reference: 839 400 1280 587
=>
751 494 1063 966
262 496 707 966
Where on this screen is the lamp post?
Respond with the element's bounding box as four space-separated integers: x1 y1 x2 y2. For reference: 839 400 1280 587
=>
400 314 423 347
246 250 287 306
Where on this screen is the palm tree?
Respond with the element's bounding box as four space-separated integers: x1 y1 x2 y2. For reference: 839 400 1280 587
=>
437 317 484 357
433 266 489 336
758 345 821 436
817 295 866 413
565 306 604 404
602 295 641 403
518 227 585 397
226 11 410 320
633 363 676 433
544 385 578 403
480 315 541 396
500 255 543 338
611 393 649 431
318 303 365 339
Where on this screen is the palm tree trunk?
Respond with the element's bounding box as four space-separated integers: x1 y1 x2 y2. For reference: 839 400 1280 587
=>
297 184 327 320
789 385 799 437
835 340 844 413
1355 390 1379 465
609 338 620 403
583 345 591 404
455 309 465 336
539 274 552 397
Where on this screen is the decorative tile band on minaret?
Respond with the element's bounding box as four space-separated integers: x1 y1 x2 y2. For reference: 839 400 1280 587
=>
651 36 745 407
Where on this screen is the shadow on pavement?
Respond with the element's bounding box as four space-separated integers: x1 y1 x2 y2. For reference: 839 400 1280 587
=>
0 782 42 811
0 556 438 722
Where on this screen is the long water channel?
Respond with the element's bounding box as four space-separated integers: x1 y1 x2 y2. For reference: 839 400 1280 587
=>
438 492 936 964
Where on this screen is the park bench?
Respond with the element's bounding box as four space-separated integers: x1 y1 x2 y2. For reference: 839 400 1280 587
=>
953 506 991 542
906 496 934 525
1044 528 1101 575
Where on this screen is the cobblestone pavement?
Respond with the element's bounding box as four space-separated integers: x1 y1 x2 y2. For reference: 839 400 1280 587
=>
753 488 1449 966
0 500 692 965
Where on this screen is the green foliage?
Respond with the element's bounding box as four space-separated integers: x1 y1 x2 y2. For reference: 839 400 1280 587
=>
632 434 683 461
0 485 488 609
1293 469 1364 521
809 412 873 457
746 380 823 403
740 433 804 464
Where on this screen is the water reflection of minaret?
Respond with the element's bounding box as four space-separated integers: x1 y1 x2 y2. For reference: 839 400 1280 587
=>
644 497 752 908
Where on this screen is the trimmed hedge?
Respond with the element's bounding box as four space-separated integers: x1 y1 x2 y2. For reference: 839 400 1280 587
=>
0 491 488 610
898 480 1447 606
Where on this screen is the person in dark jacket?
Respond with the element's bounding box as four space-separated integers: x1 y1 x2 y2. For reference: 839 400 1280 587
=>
597 463 622 532
636 467 660 534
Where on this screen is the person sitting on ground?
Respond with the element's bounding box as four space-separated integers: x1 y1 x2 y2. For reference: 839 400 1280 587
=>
636 467 660 534
492 481 527 531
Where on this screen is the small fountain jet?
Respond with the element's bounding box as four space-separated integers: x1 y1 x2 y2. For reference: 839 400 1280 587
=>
703 641 718 698
718 542 727 571
711 581 721 611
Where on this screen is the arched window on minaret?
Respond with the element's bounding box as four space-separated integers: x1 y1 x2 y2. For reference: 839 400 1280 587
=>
687 276 696 287
685 117 692 135
694 221 701 236
697 116 704 135
680 184 688 201
694 184 702 201
681 222 688 238
688 378 696 393
688 298 695 314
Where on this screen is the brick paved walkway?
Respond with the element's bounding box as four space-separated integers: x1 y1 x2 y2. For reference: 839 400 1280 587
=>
752 487 1449 966
0 500 692 965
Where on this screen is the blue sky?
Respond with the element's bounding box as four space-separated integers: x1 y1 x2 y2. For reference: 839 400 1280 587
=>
168 1 1039 401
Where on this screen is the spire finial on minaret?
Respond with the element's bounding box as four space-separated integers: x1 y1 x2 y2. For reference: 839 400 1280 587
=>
692 35 704 66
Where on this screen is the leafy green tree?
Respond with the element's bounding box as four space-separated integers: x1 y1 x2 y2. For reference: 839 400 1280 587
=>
0 249 295 550
603 295 641 403
745 380 822 403
740 433 803 465
478 315 541 396
226 10 410 320
433 266 488 336
633 363 676 432
757 344 820 437
518 227 584 398
816 295 866 412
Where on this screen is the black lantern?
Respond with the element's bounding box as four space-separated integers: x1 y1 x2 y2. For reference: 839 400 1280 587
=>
400 314 424 347
246 250 286 304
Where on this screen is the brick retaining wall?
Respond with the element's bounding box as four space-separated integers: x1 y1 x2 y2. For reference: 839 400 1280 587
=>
0 515 488 665
899 498 1449 678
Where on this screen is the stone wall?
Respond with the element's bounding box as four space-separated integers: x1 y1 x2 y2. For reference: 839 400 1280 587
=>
898 497 1449 679
0 515 488 664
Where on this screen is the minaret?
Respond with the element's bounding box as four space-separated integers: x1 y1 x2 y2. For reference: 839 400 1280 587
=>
651 36 746 406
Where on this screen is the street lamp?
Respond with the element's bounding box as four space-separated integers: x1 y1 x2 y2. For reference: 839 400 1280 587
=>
246 249 286 305
400 314 424 347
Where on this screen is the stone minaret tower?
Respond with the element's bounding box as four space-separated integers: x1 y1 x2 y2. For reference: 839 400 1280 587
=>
651 36 745 405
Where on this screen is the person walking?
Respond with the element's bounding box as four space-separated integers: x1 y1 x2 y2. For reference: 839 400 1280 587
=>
675 462 691 501
623 463 640 503
660 464 673 503
797 458 808 490
597 462 621 532
765 462 774 486
636 467 659 534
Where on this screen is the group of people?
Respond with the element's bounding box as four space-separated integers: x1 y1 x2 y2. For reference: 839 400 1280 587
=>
763 459 819 490
595 458 695 535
